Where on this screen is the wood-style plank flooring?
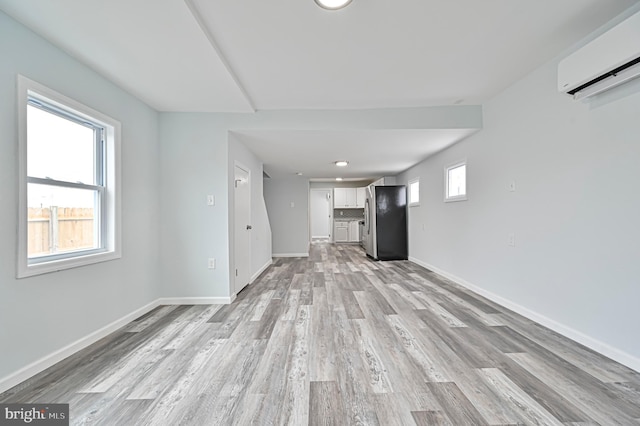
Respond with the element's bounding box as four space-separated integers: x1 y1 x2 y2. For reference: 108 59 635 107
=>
2 242 640 425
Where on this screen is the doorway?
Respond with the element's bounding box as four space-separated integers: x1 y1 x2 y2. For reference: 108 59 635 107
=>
310 189 332 240
234 163 251 294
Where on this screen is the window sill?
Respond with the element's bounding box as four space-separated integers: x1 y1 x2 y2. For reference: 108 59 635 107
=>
17 250 121 278
445 196 467 203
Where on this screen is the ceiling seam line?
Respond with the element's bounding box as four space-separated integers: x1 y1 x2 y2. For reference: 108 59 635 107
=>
183 0 257 112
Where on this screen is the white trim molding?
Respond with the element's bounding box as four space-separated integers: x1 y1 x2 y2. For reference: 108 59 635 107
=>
157 297 233 305
444 159 467 203
251 259 273 283
16 75 122 278
409 256 640 373
0 300 160 394
0 296 238 394
272 253 309 258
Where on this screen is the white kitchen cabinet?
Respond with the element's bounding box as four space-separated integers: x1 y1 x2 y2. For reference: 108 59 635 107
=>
356 187 366 208
335 220 361 243
334 188 358 208
346 189 357 207
334 221 349 242
348 221 360 242
334 188 347 208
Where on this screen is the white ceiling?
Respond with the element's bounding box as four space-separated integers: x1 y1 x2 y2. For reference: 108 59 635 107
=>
1 0 636 178
233 128 479 180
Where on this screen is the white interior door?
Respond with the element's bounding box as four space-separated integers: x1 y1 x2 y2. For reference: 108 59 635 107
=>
234 164 251 294
310 189 331 239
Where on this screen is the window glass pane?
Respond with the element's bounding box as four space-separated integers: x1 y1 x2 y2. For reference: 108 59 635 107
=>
409 180 419 204
28 183 99 258
447 164 466 197
27 104 96 184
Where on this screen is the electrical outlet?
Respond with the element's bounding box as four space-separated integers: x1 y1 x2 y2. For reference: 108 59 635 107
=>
207 195 215 206
208 258 216 269
508 233 515 247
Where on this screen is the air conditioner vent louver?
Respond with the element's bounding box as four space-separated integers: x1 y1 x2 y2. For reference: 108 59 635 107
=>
558 10 640 100
566 56 640 96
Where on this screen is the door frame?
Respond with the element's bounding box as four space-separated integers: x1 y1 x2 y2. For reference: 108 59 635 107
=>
233 161 251 295
310 188 332 241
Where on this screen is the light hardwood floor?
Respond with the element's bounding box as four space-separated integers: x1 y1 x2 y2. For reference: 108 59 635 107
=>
2 242 640 425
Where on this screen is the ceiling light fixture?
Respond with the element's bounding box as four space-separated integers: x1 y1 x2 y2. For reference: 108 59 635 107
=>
315 0 353 11
336 177 343 181
334 160 349 167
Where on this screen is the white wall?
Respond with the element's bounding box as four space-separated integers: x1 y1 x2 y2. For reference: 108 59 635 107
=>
397 8 640 370
159 107 481 298
158 114 231 299
264 177 310 256
0 11 161 383
309 181 371 189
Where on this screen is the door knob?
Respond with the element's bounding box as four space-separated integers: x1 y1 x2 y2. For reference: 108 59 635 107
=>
246 225 252 230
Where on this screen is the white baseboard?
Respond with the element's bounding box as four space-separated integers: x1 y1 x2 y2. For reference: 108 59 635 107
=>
251 259 272 283
409 256 640 373
157 297 232 305
273 253 309 258
0 299 160 394
0 294 240 394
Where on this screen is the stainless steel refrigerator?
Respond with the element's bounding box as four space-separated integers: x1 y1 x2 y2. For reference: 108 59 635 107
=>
364 185 408 260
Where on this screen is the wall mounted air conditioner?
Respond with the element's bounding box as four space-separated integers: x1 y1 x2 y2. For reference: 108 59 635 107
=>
558 10 640 100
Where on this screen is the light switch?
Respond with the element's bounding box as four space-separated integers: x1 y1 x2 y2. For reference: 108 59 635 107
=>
207 195 215 206
290 202 295 208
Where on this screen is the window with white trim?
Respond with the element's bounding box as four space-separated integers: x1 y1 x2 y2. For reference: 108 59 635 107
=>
17 76 121 278
445 161 467 202
408 178 420 206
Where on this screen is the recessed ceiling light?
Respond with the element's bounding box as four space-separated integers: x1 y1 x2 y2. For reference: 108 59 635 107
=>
296 172 303 176
336 177 343 181
315 0 352 10
334 160 349 167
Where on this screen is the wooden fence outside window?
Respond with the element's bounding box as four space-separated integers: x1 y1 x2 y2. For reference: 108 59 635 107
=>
28 207 95 257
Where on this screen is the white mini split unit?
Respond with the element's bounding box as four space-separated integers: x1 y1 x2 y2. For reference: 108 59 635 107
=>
558 10 640 100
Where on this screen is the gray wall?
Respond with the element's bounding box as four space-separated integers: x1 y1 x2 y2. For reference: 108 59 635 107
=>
396 8 640 370
0 11 161 381
264 177 310 256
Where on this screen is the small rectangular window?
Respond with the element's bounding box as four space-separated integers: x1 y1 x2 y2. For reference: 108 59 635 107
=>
445 161 467 202
18 76 121 277
408 178 420 206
